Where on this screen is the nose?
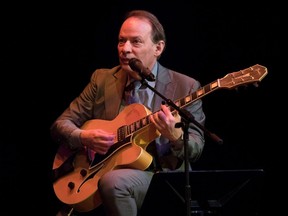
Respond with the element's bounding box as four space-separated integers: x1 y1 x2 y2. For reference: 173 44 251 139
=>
121 41 132 53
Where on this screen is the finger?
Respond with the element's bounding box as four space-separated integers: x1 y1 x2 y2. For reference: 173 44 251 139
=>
160 104 173 117
149 114 157 125
150 113 161 128
174 112 181 122
158 111 166 122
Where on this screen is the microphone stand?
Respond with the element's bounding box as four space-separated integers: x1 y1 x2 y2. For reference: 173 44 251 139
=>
139 77 222 216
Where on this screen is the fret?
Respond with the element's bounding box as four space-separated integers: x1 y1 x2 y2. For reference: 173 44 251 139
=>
204 84 211 93
191 91 197 101
179 97 186 107
141 116 148 126
184 95 192 104
135 120 141 130
117 125 127 141
196 88 205 97
130 123 136 133
210 80 219 89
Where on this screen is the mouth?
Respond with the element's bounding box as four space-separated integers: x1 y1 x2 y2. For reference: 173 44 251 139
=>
120 58 130 65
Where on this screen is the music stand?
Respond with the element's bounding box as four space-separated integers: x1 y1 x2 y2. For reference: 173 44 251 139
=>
139 169 264 216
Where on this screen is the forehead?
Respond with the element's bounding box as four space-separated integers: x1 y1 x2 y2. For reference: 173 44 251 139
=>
119 17 152 37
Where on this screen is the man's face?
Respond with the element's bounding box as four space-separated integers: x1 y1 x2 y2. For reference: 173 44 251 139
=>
118 17 160 79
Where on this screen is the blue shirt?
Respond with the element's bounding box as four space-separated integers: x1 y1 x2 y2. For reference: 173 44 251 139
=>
136 62 158 111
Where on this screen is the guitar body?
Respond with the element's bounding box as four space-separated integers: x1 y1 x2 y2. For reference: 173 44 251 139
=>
53 103 160 212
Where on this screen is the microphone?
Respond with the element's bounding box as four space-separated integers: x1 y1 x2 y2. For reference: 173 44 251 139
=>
128 58 155 81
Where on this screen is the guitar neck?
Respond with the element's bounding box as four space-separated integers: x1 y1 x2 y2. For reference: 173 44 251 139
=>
171 79 220 113
126 64 268 136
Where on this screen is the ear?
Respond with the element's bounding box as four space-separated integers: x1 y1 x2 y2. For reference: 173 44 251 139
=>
154 40 165 58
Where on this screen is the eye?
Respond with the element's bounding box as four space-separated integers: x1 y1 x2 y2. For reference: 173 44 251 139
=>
132 38 142 46
118 38 126 45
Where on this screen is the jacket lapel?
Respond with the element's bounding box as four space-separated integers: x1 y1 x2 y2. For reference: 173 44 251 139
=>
105 67 128 119
153 64 176 112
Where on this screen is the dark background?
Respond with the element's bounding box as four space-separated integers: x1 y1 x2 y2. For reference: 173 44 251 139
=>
1 1 284 215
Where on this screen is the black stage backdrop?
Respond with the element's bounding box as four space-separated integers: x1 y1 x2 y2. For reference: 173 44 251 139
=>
1 1 284 215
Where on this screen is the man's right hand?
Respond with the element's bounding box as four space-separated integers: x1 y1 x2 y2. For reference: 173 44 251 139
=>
80 129 116 154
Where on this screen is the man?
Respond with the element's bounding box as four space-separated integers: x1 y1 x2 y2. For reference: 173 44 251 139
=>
51 9 205 216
